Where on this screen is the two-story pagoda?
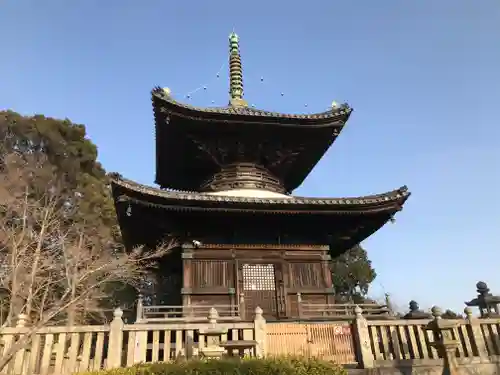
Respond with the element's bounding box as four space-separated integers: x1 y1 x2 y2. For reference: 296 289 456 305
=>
111 33 410 321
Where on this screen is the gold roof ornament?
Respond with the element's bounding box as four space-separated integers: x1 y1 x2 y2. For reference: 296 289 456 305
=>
162 87 172 96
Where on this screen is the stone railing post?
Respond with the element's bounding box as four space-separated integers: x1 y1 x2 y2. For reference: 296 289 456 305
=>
426 306 460 375
13 314 29 375
464 306 488 360
254 306 266 357
135 293 143 323
239 293 246 320
297 293 303 318
106 308 124 369
353 305 374 368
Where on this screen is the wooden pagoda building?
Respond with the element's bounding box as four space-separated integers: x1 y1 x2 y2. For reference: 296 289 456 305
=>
111 33 411 321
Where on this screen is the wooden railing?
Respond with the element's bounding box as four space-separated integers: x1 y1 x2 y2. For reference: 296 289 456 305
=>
365 317 493 364
0 308 264 374
299 303 391 320
138 304 241 323
121 315 259 366
3 305 500 374
0 323 111 374
356 306 500 371
135 297 390 323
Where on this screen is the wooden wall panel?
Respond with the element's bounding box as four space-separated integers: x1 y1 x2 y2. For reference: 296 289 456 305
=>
290 262 323 288
191 260 233 288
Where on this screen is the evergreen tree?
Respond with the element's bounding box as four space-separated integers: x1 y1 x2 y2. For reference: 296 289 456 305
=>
331 245 377 302
0 110 117 237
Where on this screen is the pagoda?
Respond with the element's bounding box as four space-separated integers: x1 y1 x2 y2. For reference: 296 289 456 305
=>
111 33 410 321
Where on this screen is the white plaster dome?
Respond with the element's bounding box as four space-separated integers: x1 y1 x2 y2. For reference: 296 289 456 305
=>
205 189 292 199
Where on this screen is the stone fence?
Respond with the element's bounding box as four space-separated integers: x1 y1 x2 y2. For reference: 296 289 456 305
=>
1 281 500 374
1 306 500 374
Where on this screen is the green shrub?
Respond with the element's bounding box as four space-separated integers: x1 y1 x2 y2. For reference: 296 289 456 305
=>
80 356 347 375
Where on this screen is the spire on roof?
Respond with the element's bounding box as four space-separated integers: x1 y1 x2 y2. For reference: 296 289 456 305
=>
228 32 248 107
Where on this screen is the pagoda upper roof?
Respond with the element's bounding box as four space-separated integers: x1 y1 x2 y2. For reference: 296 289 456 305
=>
152 87 352 124
153 90 352 193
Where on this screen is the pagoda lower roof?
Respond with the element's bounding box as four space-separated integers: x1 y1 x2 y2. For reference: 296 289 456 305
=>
111 177 410 213
111 177 410 254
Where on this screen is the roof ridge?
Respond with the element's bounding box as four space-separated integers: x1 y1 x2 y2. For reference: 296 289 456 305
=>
151 87 352 120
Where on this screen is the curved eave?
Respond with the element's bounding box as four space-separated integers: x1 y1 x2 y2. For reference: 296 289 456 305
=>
111 177 410 214
111 178 410 256
151 87 352 126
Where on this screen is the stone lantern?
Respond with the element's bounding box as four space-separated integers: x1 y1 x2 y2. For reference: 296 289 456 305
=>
465 281 500 318
198 308 228 358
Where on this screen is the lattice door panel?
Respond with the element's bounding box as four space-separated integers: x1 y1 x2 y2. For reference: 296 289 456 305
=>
242 263 278 320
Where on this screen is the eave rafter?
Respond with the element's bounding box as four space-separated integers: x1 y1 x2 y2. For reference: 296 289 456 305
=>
186 133 309 172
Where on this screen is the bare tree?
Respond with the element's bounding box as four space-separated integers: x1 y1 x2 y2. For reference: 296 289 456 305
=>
0 151 175 371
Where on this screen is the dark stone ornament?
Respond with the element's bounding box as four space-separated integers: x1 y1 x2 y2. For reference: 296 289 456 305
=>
465 281 500 318
403 300 432 320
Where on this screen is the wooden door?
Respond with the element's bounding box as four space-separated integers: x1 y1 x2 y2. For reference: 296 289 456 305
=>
242 263 278 320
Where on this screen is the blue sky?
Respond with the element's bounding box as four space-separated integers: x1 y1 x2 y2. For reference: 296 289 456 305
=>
1 1 499 314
